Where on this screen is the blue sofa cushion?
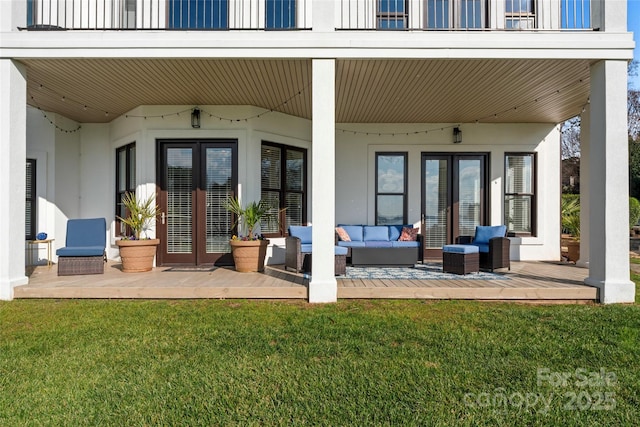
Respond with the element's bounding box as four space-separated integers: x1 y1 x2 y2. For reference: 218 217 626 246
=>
339 225 364 242
57 246 105 257
388 225 406 241
364 241 393 248
443 244 479 254
364 226 390 241
391 241 420 248
289 226 313 244
65 218 106 248
473 225 507 244
337 241 366 248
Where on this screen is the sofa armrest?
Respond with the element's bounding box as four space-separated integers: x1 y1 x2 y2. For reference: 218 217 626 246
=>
285 236 303 272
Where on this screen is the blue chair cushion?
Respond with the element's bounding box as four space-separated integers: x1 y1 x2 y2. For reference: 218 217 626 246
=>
65 218 106 248
391 241 420 248
300 243 313 253
443 244 479 254
364 241 393 248
363 226 390 241
56 246 105 257
473 225 507 244
470 243 490 253
289 226 313 244
339 225 364 242
334 246 348 256
337 241 366 248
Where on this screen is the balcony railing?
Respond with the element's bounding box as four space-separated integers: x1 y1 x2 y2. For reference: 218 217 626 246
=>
25 0 311 30
23 0 594 31
339 0 594 31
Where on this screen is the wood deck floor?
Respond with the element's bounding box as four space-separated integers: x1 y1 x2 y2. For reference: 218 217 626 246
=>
14 260 598 302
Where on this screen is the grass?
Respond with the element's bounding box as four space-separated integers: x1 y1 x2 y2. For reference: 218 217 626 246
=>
1 298 639 426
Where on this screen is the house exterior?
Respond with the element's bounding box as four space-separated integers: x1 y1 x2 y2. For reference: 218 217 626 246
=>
0 0 635 303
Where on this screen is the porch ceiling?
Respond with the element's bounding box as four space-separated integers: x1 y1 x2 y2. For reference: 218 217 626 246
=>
20 57 591 124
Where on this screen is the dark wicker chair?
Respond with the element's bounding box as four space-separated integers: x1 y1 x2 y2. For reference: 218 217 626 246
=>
285 226 347 276
457 225 511 272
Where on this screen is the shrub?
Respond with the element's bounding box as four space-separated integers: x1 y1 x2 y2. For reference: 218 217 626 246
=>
630 197 640 228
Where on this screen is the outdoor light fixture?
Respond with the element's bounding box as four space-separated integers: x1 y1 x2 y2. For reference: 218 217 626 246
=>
453 127 462 144
191 108 201 128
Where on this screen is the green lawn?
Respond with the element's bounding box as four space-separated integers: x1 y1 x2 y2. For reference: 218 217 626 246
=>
1 286 640 425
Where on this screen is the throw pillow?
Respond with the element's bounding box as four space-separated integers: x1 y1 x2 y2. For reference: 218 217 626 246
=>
335 227 351 242
399 227 418 241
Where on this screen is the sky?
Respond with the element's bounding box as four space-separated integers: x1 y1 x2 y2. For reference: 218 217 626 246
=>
630 0 640 89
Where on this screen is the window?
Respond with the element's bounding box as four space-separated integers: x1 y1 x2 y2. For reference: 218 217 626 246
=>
26 159 36 240
378 0 407 29
505 0 535 29
261 142 307 236
116 143 136 237
266 0 296 29
504 153 536 236
561 0 591 29
168 0 229 29
425 0 486 29
376 153 407 225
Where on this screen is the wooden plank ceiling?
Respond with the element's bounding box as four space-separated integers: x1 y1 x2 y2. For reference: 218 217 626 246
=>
21 58 591 124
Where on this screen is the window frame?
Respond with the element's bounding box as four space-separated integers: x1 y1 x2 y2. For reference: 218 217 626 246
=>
115 142 136 237
505 0 536 29
375 152 408 225
260 141 307 238
504 152 537 237
26 159 37 240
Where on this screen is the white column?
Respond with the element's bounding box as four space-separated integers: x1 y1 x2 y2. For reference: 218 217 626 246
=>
585 60 635 303
309 59 337 303
0 60 29 300
576 103 590 268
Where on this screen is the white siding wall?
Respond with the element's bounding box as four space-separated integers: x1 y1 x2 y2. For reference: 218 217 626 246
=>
27 106 560 265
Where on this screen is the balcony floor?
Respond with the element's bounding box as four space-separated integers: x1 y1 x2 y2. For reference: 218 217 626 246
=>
15 260 597 302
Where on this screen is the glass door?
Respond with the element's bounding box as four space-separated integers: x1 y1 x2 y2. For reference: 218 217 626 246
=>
157 140 237 266
421 153 487 259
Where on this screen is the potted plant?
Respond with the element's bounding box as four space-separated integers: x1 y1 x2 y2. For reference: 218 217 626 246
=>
116 191 161 272
224 196 276 272
561 195 580 262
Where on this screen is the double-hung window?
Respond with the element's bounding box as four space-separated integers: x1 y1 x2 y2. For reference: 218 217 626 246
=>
26 159 36 240
504 153 536 236
378 0 407 29
376 153 407 225
116 143 136 237
505 0 535 29
261 142 307 236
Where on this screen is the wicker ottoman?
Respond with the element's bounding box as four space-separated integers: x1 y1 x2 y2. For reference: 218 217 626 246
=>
442 244 479 275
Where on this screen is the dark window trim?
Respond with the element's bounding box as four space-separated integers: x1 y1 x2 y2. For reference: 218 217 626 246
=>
26 159 37 240
115 142 136 237
375 152 408 225
261 141 307 238
504 152 537 237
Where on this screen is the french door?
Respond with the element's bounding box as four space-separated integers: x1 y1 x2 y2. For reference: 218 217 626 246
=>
421 153 488 259
157 139 237 266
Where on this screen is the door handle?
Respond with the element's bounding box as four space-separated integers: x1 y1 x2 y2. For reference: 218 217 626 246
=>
161 212 165 225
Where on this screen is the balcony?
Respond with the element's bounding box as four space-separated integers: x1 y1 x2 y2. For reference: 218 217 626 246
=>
23 0 594 31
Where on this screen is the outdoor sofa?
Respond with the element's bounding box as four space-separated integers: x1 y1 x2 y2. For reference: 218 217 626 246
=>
335 224 422 267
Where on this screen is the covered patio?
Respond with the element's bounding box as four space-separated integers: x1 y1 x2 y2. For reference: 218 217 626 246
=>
16 261 597 302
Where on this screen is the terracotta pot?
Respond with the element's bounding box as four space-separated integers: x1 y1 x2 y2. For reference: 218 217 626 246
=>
116 239 160 272
229 239 269 272
566 239 580 262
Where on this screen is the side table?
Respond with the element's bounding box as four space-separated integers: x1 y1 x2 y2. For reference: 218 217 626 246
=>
28 238 55 268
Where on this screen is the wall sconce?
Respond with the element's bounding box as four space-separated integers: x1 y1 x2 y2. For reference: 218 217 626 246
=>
453 127 462 144
191 108 201 128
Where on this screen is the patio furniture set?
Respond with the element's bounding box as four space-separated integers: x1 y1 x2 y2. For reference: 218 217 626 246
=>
286 224 510 276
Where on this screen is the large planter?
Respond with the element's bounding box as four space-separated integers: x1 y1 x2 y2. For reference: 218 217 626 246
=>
566 239 580 263
229 239 269 272
116 239 160 273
